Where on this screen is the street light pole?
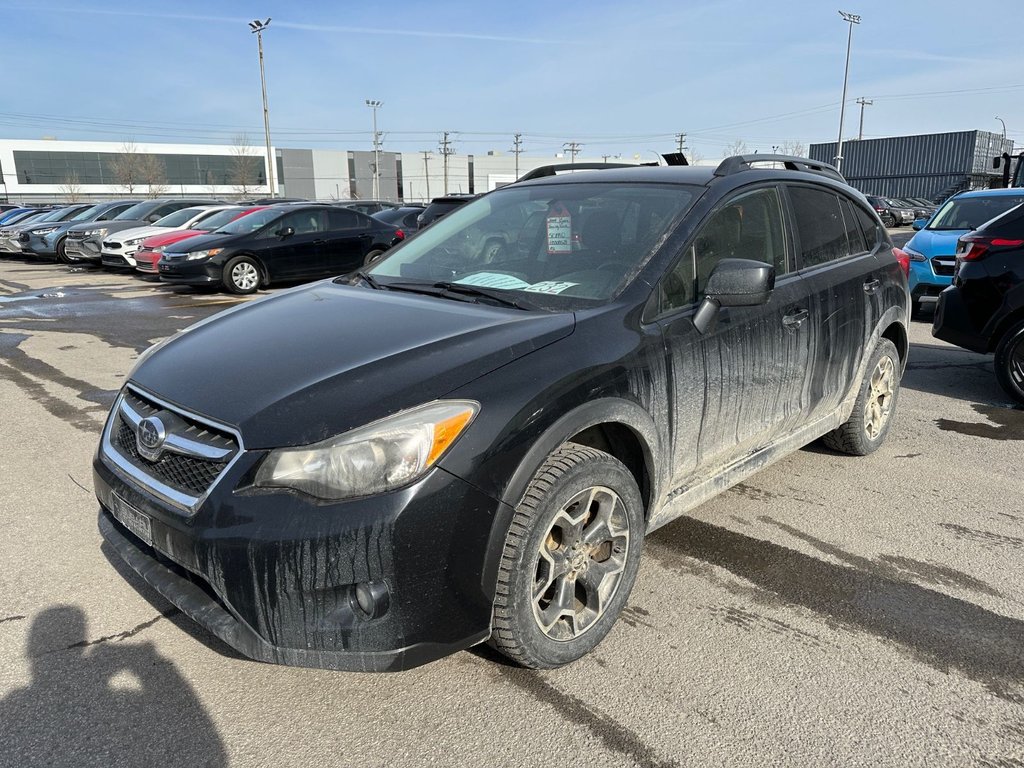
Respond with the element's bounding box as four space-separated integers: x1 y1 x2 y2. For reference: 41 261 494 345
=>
366 100 383 200
996 116 1008 152
249 18 276 198
834 10 861 173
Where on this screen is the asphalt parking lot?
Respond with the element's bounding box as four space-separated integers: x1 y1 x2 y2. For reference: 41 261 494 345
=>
1 242 1023 768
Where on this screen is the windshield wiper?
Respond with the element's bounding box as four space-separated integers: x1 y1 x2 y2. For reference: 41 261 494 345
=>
381 280 536 310
352 269 384 289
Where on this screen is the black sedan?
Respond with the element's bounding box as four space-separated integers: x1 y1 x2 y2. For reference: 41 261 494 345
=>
157 204 402 293
371 205 425 234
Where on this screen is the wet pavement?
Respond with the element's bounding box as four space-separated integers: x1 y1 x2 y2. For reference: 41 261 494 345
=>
1 252 1023 767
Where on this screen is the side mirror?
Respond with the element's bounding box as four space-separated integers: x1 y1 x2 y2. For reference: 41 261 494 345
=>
146 213 161 222
693 258 775 334
276 226 295 238
912 218 926 231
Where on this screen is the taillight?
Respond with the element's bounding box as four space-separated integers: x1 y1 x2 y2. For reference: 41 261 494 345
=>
394 228 405 240
892 247 910 276
958 234 1024 261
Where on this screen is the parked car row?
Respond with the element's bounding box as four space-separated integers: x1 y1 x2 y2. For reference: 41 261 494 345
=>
1 198 416 294
865 195 938 227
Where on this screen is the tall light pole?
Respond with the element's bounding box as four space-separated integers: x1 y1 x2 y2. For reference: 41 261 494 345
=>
249 18 275 198
996 116 1008 152
366 99 383 200
834 10 861 173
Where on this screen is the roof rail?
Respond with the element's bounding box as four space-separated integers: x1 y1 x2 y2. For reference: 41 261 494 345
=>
714 154 845 182
516 162 635 182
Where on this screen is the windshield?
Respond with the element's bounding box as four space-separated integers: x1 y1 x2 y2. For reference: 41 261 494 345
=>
927 194 1024 231
114 202 155 220
192 208 245 230
367 182 698 307
152 207 204 228
35 207 70 223
5 210 41 225
71 203 105 221
214 208 282 235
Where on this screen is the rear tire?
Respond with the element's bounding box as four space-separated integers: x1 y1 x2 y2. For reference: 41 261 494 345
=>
994 320 1024 405
490 443 644 669
881 212 896 228
222 256 261 295
822 338 901 455
363 249 386 266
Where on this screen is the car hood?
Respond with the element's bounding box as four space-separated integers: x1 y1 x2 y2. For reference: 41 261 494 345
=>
112 224 169 242
142 229 206 248
67 219 146 234
131 281 576 448
163 231 236 253
905 227 969 257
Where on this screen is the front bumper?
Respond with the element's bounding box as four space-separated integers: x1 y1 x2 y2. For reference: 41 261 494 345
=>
135 250 159 273
157 257 221 285
908 258 954 299
0 236 23 254
23 232 58 256
93 437 500 671
65 235 102 261
101 241 140 268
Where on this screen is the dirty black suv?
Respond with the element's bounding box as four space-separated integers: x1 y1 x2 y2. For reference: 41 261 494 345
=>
94 155 910 672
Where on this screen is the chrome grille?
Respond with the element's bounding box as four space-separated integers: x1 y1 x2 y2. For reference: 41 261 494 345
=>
931 257 955 277
102 386 242 510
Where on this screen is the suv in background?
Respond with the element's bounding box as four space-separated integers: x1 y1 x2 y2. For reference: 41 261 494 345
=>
417 194 478 229
95 154 909 673
899 188 1024 317
933 201 1024 402
866 195 915 227
2 204 92 255
63 198 219 263
23 200 135 262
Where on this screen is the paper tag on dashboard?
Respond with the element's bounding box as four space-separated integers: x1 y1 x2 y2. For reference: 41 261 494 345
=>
546 216 572 254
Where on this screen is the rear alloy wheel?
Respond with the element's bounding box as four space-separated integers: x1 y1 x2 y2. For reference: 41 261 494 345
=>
490 443 644 668
223 256 261 295
994 320 1024 406
881 212 896 228
822 338 901 455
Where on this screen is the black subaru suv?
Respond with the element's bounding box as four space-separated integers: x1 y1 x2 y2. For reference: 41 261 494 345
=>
157 204 402 293
94 155 909 671
933 201 1024 403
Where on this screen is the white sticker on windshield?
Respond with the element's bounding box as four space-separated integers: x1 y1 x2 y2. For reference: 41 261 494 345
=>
454 272 531 289
546 215 572 254
524 281 578 294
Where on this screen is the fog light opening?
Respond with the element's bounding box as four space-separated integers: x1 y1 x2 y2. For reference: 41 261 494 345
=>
350 580 390 620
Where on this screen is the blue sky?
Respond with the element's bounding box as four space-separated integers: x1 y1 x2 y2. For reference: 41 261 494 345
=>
2 0 1022 160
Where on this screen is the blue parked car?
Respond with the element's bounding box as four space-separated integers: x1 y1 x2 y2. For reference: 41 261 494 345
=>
903 188 1024 317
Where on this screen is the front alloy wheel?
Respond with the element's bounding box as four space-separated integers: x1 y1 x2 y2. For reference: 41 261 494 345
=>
490 443 644 668
864 355 895 440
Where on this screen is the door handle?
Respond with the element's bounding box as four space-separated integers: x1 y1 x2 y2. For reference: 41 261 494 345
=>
782 308 809 328
313 238 326 245
863 278 881 294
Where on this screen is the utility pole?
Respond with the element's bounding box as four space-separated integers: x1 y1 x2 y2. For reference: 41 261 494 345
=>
834 10 861 172
365 99 383 200
420 150 432 200
249 18 275 197
856 97 873 140
510 133 523 178
563 141 582 164
439 132 454 194
602 154 611 162
675 132 687 155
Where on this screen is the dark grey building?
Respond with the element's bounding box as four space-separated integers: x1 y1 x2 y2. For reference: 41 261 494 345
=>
809 130 1014 202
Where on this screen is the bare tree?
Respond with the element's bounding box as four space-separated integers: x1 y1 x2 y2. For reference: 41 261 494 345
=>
59 171 83 202
778 140 807 157
108 140 144 194
138 154 168 198
230 133 262 198
722 139 750 158
686 148 705 165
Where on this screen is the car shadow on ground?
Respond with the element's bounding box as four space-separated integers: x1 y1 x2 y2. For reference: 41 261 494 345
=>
900 341 1008 405
0 604 228 767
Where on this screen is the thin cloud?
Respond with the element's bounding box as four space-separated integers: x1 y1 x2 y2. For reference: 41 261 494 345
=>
6 5 578 45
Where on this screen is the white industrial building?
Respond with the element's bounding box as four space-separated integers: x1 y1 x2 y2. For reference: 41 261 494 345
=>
0 138 626 204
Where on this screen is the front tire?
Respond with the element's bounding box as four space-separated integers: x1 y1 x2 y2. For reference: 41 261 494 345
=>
994 320 1024 405
881 212 896 228
363 249 386 266
822 338 901 455
222 256 261 295
55 237 74 264
490 443 644 669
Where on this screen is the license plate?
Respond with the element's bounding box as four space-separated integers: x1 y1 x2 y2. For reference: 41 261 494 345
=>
110 493 153 546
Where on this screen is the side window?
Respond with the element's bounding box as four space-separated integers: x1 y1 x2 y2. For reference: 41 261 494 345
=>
839 198 867 254
279 209 326 235
97 205 129 221
852 202 880 249
789 187 849 269
327 208 360 230
657 187 788 315
152 203 182 218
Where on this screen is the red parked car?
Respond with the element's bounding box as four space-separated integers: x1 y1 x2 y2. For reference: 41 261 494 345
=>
135 206 269 273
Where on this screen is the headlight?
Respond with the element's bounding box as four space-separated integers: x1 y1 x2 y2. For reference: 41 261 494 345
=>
85 227 108 237
125 237 145 247
186 248 223 261
151 245 165 254
255 400 479 500
33 226 59 236
904 246 927 262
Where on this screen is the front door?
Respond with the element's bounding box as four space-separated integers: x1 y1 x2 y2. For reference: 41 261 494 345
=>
263 209 328 281
654 185 814 485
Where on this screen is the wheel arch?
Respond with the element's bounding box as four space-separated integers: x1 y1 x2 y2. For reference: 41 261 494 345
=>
227 251 269 287
881 318 908 370
987 306 1024 354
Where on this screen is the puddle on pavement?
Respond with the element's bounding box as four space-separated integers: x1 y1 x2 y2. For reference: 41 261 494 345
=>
0 289 71 304
936 403 1024 440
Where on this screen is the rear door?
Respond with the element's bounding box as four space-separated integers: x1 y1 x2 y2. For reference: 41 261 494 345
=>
323 208 375 274
784 184 875 420
654 185 814 483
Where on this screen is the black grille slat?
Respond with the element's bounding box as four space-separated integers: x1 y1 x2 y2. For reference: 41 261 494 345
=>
111 390 239 498
931 257 955 276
